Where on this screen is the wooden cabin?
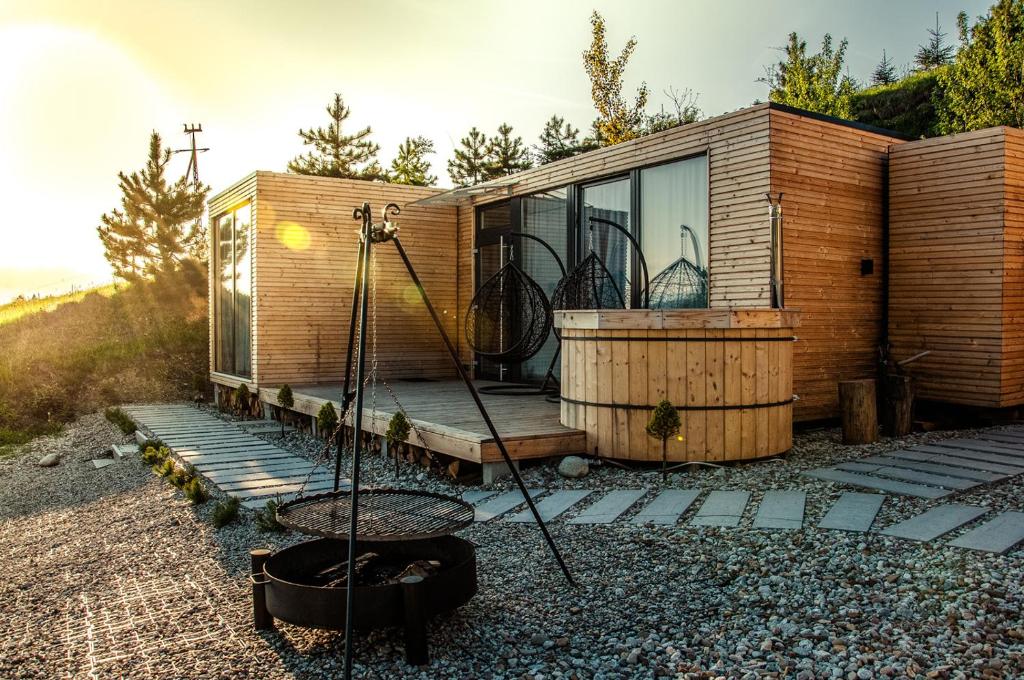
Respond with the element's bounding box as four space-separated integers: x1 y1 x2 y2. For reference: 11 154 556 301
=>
207 102 1024 471
888 127 1024 409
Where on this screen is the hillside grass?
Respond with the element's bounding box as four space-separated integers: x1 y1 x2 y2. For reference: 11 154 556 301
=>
0 284 119 326
0 271 209 452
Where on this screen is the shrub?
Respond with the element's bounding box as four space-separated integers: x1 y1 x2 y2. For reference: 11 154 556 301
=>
137 438 164 453
183 477 209 505
849 68 945 139
141 445 170 465
385 411 411 476
167 464 191 489
646 399 682 481
317 402 338 439
154 458 176 477
234 383 251 416
212 496 241 528
255 499 286 533
277 384 294 435
104 406 137 435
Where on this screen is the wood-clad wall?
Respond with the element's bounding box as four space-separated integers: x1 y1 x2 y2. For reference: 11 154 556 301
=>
216 172 459 387
770 109 898 421
888 127 1022 407
207 172 258 387
464 104 774 316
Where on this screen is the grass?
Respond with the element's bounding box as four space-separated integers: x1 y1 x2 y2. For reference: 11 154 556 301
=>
212 497 240 527
0 271 208 448
104 406 136 434
0 284 118 326
255 499 286 533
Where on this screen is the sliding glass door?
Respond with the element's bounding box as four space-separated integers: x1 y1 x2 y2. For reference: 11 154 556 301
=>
580 177 633 307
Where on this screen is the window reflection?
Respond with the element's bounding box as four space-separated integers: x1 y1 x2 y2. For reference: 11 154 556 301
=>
214 203 252 377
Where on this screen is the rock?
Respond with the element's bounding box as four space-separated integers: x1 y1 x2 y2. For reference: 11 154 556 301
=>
557 456 589 479
38 453 59 467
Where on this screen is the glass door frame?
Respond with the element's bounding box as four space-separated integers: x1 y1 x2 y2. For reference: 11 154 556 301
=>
574 172 643 309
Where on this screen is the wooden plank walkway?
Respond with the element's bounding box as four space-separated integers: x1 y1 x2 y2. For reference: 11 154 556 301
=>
262 381 586 465
802 426 1024 497
124 404 343 509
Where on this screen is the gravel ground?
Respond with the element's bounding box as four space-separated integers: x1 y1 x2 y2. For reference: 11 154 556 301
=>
1 409 1022 679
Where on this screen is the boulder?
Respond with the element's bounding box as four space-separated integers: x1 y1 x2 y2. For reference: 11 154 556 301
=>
38 453 59 467
557 456 589 479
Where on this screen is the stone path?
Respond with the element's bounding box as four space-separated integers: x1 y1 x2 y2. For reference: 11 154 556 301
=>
124 404 343 509
803 427 1024 498
461 488 1024 554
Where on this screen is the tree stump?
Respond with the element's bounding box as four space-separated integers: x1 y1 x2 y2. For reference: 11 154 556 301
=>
838 379 878 444
882 374 913 437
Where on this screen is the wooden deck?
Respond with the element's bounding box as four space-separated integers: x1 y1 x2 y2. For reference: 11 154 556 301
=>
258 380 586 465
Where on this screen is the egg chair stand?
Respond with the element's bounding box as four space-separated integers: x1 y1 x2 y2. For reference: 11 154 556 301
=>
322 202 575 679
476 231 567 397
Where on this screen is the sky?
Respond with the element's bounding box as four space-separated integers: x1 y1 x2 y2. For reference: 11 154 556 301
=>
0 0 991 302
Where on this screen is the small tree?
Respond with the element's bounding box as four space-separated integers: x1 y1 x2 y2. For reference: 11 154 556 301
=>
287 93 381 179
276 384 294 436
485 123 531 178
234 383 250 418
583 11 649 145
385 411 412 477
97 132 208 281
871 49 898 86
447 127 489 188
390 136 437 186
644 87 702 134
646 399 681 481
317 401 339 440
916 12 956 71
761 32 857 118
938 2 1024 133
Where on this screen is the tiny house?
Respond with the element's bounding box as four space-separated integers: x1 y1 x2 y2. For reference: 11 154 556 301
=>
207 102 1024 469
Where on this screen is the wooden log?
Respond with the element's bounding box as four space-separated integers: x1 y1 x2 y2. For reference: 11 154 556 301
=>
882 374 913 437
838 379 878 444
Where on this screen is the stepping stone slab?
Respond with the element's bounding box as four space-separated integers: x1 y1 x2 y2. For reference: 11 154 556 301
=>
178 452 297 467
473 489 545 522
201 464 318 484
935 440 1024 459
752 490 806 529
631 489 701 525
948 512 1024 554
802 468 951 499
691 490 750 528
228 478 339 500
461 490 498 505
858 456 1005 483
240 481 351 509
818 492 884 532
976 433 1024 447
834 462 978 490
567 490 647 524
913 445 1024 470
219 472 332 493
881 504 989 542
91 459 114 469
890 450 1024 475
194 456 310 472
507 490 592 523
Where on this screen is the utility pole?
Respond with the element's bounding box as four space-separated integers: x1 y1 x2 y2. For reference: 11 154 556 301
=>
174 123 209 189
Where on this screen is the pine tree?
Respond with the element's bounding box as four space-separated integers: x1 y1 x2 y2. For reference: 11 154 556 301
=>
97 131 208 282
287 93 381 179
916 12 956 70
646 399 681 481
390 136 437 186
871 49 898 86
761 32 857 118
447 127 489 188
938 2 1024 133
582 11 650 145
484 123 531 178
534 115 586 164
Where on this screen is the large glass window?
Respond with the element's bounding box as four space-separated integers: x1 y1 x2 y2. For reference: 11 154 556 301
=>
214 203 252 377
520 188 569 382
641 155 709 308
580 177 633 307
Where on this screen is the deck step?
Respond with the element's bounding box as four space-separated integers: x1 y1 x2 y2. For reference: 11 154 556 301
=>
691 490 750 528
881 504 988 542
473 489 545 522
802 468 951 498
567 490 647 524
818 492 884 532
947 512 1024 554
752 490 805 529
631 489 701 525
507 490 592 523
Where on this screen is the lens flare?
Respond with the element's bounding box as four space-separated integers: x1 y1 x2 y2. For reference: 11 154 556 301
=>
275 221 310 251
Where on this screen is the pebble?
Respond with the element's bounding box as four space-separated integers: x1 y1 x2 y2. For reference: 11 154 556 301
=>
37 453 59 467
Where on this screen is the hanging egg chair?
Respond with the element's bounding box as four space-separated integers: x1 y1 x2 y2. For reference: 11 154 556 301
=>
551 250 627 311
647 224 708 309
465 258 553 364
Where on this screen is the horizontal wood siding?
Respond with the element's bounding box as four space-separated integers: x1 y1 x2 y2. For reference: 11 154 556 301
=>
771 109 898 420
1003 128 1024 405
207 173 258 385
251 172 458 387
888 128 1009 407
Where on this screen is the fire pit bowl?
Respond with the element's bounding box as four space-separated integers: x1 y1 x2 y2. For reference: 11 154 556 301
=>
251 535 476 663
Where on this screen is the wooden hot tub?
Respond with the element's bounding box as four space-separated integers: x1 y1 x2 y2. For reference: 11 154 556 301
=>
556 309 800 463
